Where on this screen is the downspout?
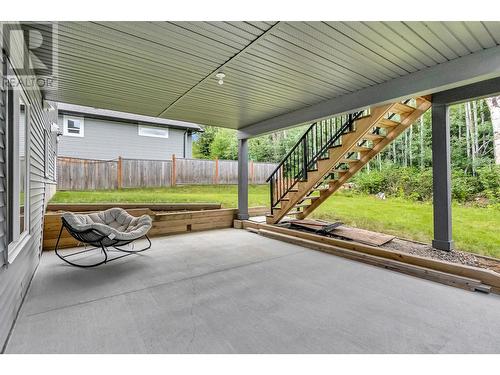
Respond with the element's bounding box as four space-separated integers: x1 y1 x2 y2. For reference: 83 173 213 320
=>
183 130 189 158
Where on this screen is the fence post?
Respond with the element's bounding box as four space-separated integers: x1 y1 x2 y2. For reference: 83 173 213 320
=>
117 156 123 189
171 154 176 187
250 160 254 184
214 158 219 184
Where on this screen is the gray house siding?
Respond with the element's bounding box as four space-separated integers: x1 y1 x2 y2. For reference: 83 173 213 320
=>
0 51 7 268
57 116 193 160
0 36 57 349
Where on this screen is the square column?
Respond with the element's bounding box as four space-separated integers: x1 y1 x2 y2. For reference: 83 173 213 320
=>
237 138 249 220
431 103 454 251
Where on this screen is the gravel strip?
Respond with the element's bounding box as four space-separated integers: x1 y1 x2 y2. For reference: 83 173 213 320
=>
382 238 500 272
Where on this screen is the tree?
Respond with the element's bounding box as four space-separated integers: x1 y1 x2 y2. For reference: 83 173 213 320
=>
486 96 500 165
193 126 218 159
209 129 238 160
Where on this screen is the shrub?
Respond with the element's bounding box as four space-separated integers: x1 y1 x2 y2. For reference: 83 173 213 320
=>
477 165 500 201
352 165 499 204
451 172 479 202
352 166 433 201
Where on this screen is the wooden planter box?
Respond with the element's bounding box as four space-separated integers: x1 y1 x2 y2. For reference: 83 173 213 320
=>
43 204 267 251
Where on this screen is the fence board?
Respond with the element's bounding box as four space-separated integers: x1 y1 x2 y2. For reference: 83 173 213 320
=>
219 159 239 184
57 157 118 190
176 158 216 185
253 162 277 184
122 158 172 188
56 156 277 190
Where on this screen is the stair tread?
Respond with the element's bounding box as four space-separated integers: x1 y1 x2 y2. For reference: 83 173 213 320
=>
331 169 348 173
351 146 372 152
339 158 360 163
377 118 399 128
363 133 384 141
392 102 415 114
294 203 310 208
301 196 320 201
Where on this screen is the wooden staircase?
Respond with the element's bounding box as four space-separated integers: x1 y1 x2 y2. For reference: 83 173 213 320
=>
266 96 432 224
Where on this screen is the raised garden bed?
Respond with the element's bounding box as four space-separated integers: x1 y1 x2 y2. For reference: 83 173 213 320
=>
43 203 267 250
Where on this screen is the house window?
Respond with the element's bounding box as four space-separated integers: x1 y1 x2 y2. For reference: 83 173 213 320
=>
138 124 169 138
6 87 31 261
63 115 84 137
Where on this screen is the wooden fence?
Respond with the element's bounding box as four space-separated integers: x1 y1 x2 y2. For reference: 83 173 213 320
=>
57 156 277 190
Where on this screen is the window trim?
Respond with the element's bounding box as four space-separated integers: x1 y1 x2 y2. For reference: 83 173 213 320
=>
63 115 85 137
138 124 169 139
6 75 31 263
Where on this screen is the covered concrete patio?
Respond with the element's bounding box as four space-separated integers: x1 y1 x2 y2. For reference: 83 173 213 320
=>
6 228 500 353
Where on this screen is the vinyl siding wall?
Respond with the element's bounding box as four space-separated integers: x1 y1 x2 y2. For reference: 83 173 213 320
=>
57 116 194 160
0 28 57 350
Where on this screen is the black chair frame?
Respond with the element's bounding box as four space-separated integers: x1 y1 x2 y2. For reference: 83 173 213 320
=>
54 217 151 268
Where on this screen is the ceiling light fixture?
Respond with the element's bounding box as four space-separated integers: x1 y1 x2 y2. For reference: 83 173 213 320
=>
216 72 225 85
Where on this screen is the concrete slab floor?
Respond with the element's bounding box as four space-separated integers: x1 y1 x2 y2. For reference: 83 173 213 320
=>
5 228 500 353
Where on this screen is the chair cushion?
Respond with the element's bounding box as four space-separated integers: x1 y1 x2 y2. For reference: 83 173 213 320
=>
62 208 152 241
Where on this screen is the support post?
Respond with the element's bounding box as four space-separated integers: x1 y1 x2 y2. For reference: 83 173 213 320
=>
431 103 454 251
237 138 249 220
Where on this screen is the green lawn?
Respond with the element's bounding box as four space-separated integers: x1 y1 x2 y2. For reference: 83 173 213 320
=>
51 185 500 258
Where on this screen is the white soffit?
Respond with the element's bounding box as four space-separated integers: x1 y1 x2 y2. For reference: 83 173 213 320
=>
40 21 500 131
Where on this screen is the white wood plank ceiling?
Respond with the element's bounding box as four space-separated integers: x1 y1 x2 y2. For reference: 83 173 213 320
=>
40 21 500 129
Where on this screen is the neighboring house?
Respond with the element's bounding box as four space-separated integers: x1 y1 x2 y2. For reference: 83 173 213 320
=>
57 103 203 160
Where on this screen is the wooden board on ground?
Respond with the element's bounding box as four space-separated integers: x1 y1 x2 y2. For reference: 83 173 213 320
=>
288 219 394 246
248 215 267 223
331 225 395 246
257 229 488 293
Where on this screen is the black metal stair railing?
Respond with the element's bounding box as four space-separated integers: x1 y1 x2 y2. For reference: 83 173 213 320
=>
266 110 368 214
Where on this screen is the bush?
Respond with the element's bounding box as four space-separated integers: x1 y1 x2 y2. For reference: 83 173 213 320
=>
352 170 387 194
352 165 499 204
451 172 479 202
477 165 500 201
353 166 433 201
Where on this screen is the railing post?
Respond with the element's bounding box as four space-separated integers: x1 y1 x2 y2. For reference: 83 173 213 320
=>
302 137 308 179
171 154 176 187
117 156 123 189
270 175 274 214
